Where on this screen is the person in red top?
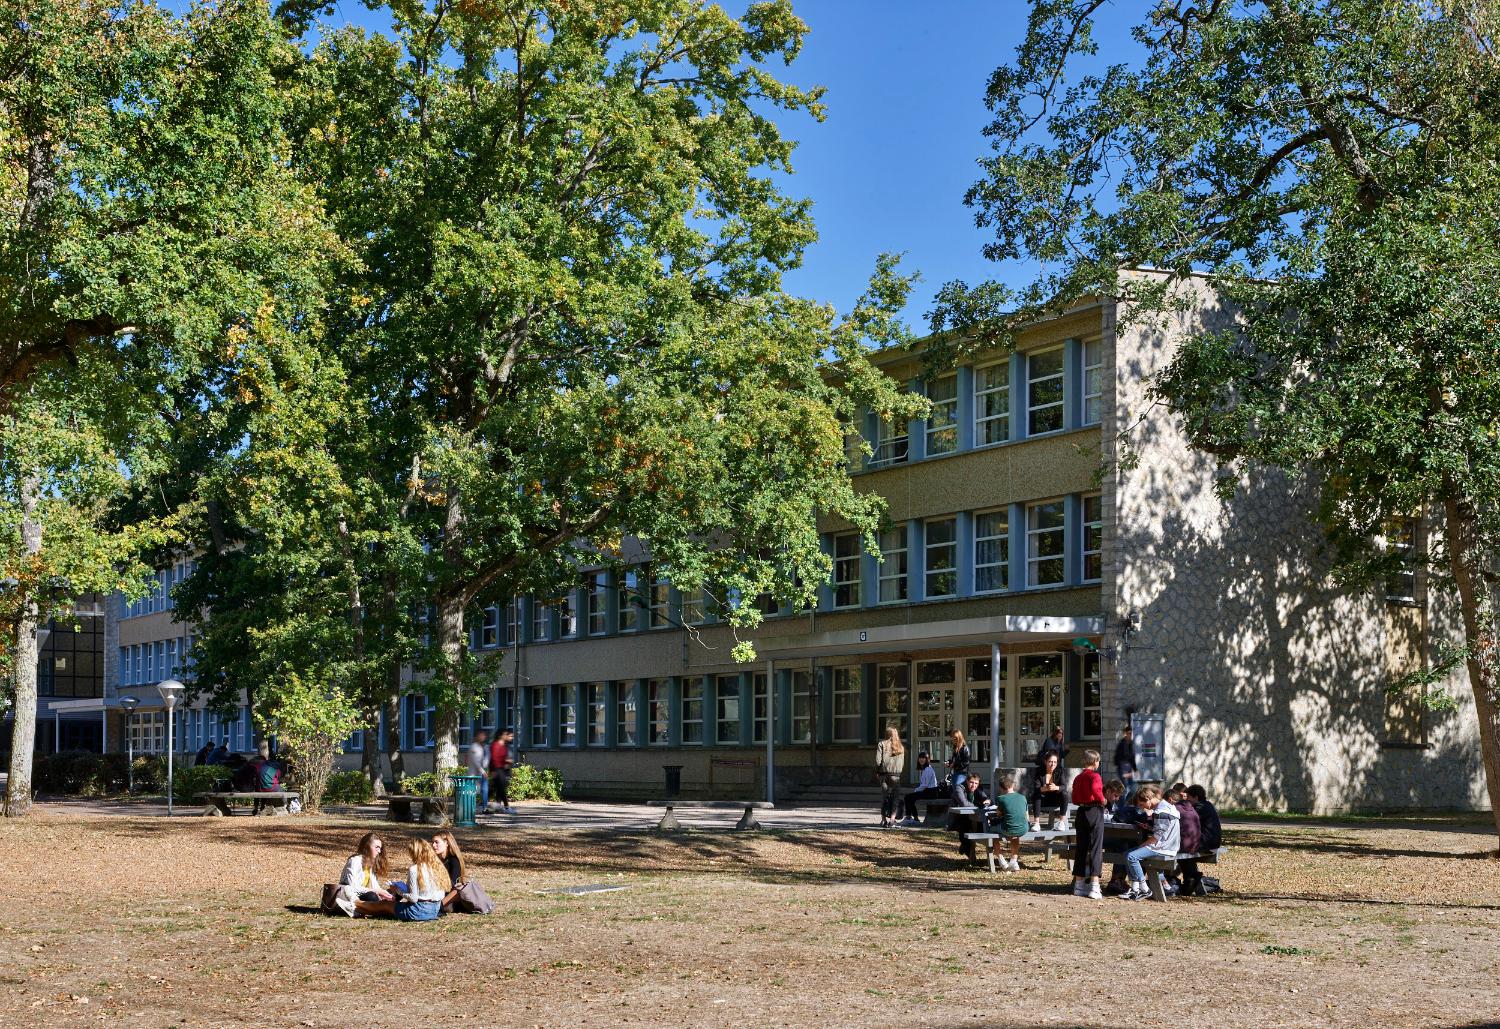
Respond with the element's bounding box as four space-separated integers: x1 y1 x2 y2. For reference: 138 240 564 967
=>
1070 748 1107 900
488 728 517 814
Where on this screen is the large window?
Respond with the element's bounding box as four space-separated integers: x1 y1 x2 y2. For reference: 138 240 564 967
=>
1385 517 1420 603
1082 653 1102 737
586 572 608 636
480 605 501 648
791 670 814 743
530 686 549 747
832 667 863 742
617 568 641 633
752 672 769 744
870 415 909 468
1082 494 1103 583
409 693 431 750
716 674 741 744
975 361 1010 446
585 683 606 745
878 526 908 603
617 682 638 746
127 711 166 755
531 600 551 642
647 679 670 744
648 569 671 628
975 510 1009 593
833 533 862 608
924 517 957 599
557 593 577 638
681 678 704 744
1027 347 1065 435
1026 500 1066 587
925 373 958 456
876 664 909 742
1082 339 1104 425
682 585 711 626
559 684 578 746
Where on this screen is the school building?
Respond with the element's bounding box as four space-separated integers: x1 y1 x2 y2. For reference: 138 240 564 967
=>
95 281 1489 814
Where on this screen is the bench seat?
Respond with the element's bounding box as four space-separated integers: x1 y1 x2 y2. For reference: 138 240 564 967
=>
1058 846 1227 900
386 794 450 825
201 791 299 817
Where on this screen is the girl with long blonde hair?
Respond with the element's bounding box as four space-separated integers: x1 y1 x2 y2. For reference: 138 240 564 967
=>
431 831 467 911
875 725 907 828
352 837 450 922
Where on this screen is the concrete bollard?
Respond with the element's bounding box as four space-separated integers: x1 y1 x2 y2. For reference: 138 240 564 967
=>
655 805 682 831
733 805 761 831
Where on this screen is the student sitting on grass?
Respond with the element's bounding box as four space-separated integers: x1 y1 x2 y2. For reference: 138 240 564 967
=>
1118 785 1179 902
352 838 450 922
432 831 467 912
334 831 395 916
990 772 1030 873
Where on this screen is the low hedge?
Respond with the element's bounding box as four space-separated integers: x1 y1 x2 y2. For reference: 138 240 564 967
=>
397 771 451 797
173 764 233 801
508 764 563 801
323 770 374 805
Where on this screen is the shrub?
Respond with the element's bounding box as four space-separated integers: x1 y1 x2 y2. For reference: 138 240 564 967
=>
32 751 130 795
323 770 374 806
258 673 364 815
397 771 451 797
132 754 168 793
174 764 232 801
508 764 563 802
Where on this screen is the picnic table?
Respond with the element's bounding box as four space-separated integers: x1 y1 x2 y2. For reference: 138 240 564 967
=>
201 790 299 816
950 806 1076 873
1059 821 1228 900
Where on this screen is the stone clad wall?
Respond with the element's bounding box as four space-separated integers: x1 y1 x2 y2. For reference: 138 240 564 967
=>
1104 278 1484 813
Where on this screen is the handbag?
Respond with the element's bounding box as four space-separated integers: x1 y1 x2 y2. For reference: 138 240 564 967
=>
453 880 494 915
319 883 344 916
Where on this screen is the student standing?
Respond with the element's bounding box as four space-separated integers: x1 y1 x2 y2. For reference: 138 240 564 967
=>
466 730 491 812
1119 785 1179 901
946 730 971 786
1113 726 1138 797
874 726 906 828
1070 749 1106 900
1036 725 1069 771
489 728 518 814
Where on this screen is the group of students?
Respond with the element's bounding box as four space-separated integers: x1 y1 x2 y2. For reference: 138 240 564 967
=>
329 830 480 921
463 728 519 814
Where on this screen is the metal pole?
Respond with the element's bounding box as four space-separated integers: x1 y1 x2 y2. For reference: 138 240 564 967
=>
54 710 60 754
126 721 134 795
166 701 175 816
990 642 1002 796
764 658 775 806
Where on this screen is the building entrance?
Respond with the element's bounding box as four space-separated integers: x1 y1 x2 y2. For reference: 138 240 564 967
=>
914 660 958 773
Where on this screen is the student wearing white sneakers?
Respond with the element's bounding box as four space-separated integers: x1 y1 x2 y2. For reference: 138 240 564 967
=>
1119 784 1180 901
1069 749 1106 899
990 772 1030 871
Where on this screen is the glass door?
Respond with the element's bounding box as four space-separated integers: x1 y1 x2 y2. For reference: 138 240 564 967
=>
964 655 1008 767
1017 653 1065 761
914 660 958 773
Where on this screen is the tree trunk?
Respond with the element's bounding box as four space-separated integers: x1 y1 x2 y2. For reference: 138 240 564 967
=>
4 479 43 817
380 573 405 784
361 703 385 796
1442 492 1500 847
338 517 383 794
432 591 466 774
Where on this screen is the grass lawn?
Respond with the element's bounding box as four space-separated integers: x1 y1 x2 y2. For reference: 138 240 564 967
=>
2 806 1498 1027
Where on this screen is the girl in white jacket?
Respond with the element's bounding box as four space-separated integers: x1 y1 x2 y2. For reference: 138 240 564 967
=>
334 832 393 916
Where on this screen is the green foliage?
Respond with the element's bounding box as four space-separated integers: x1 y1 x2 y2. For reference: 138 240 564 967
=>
33 751 127 796
174 764 233 802
397 772 451 798
257 673 365 814
322 769 375 806
131 755 169 794
507 765 564 802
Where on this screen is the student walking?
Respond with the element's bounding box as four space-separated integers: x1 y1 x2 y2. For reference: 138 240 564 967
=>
874 726 906 828
466 730 491 812
1070 749 1106 900
1119 785 1180 901
489 728 517 814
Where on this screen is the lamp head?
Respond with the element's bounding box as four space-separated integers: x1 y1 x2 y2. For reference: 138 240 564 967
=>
156 679 184 708
119 694 139 711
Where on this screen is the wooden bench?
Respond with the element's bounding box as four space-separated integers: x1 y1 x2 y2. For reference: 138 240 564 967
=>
915 798 952 827
1058 846 1227 901
201 791 299 817
386 794 450 824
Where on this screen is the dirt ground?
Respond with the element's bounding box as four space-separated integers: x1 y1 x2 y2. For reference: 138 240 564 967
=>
1 805 1498 1029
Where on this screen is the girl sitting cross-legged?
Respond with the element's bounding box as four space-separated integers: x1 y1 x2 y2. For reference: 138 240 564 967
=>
353 838 451 922
333 832 394 916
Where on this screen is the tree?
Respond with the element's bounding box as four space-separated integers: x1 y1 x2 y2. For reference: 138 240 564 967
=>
281 0 921 771
941 0 1500 839
0 0 324 813
257 671 364 815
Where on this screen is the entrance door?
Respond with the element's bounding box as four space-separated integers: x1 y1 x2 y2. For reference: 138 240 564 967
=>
914 660 958 772
1017 653 1065 761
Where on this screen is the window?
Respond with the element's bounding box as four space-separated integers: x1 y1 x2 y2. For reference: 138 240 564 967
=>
876 664 909 742
791 670 814 743
617 683 638 746
975 510 1009 593
648 570 671 628
503 600 518 646
975 361 1010 446
878 527 908 603
409 693 431 750
559 685 578 746
473 689 495 737
558 593 577 638
752 672 769 744
481 605 500 648
1026 500 1066 587
585 683 606 745
587 572 609 635
833 533 862 608
127 711 166 755
497 687 519 736
1027 347 1065 435
531 600 551 642
682 586 711 626
1082 494 1103 583
1082 653 1102 737
617 568 640 633
924 518 957 599
119 647 131 686
1082 339 1104 425
681 678 704 744
717 674 741 744
648 679 670 744
870 415 909 468
530 686 549 747
1385 517 1420 603
925 373 958 455
832 667 862 742
416 605 431 646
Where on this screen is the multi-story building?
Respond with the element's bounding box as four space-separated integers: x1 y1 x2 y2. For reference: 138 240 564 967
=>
98 281 1488 813
5 593 107 754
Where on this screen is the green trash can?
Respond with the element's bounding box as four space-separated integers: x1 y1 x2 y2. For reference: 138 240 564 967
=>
449 774 481 828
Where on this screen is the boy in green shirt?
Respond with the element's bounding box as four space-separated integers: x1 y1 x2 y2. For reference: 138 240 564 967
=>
990 772 1031 872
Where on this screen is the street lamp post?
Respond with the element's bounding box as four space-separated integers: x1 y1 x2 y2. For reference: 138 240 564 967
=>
119 696 140 794
157 680 184 816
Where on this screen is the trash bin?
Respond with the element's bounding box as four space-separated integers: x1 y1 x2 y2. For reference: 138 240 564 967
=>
449 774 481 828
663 765 683 798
